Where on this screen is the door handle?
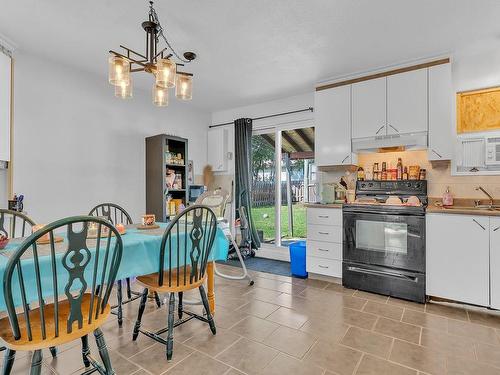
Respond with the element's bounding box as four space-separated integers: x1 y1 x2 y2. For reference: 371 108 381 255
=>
347 266 418 282
318 265 329 269
375 125 385 135
473 219 486 230
318 215 329 218
317 248 329 252
341 155 350 163
318 231 329 235
388 124 400 133
431 149 443 158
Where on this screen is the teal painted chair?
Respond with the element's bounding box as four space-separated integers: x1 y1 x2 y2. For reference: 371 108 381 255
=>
89 203 162 327
0 216 123 374
132 205 218 361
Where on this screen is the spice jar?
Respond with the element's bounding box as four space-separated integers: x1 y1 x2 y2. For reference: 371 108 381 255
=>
419 169 426 180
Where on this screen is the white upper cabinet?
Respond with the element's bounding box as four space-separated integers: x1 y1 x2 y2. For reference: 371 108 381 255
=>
490 217 500 309
0 52 10 162
387 69 428 135
428 64 453 161
207 127 228 172
314 85 356 166
352 77 386 138
426 213 490 306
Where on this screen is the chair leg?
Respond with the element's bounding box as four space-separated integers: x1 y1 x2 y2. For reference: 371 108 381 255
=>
178 292 183 319
116 280 123 327
199 285 216 335
2 349 16 375
133 288 149 341
94 328 115 375
166 293 175 361
29 350 42 375
81 335 91 367
154 292 162 308
126 277 132 300
49 346 57 358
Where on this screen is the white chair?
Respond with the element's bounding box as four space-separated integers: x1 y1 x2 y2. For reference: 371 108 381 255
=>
195 189 254 285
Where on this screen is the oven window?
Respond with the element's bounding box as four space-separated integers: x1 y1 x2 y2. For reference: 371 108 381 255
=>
356 220 408 254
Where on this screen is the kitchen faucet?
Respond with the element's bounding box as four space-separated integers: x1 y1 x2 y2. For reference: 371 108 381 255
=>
476 186 494 208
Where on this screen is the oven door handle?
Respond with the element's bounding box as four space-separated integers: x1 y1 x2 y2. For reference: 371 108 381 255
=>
347 266 418 282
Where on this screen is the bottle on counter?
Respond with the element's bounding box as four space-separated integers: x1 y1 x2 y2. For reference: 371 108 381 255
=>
381 162 387 180
442 186 453 206
402 167 408 180
419 168 426 180
397 158 403 180
357 167 365 181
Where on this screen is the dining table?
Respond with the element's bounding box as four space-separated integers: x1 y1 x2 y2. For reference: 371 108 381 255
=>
0 222 229 314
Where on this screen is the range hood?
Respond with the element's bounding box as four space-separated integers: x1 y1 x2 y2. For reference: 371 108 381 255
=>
352 131 428 153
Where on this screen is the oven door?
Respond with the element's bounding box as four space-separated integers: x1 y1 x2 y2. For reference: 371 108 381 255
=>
343 210 425 272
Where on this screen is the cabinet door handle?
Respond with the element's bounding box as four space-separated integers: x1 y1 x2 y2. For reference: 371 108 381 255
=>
318 215 329 218
375 125 385 134
473 219 486 230
493 226 500 232
388 124 400 133
318 231 329 235
318 248 329 252
318 265 329 269
341 155 350 163
431 149 443 158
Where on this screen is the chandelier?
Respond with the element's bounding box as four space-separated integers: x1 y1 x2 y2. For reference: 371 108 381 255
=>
108 1 196 106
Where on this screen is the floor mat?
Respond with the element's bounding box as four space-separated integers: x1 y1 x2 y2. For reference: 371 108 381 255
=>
218 257 292 277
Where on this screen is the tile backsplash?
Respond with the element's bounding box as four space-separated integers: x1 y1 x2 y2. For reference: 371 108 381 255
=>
322 150 500 199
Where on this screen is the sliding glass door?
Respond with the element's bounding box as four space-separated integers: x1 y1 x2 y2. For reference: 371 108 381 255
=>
251 124 314 250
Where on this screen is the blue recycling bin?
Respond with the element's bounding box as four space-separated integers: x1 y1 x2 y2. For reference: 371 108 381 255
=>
289 241 308 278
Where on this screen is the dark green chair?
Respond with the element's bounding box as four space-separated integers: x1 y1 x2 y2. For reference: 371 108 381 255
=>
0 209 36 239
89 203 162 327
132 205 218 361
0 216 123 374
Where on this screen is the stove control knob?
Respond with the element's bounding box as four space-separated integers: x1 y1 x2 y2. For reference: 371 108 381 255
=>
415 182 421 189
406 182 412 188
360 183 366 188
368 182 374 188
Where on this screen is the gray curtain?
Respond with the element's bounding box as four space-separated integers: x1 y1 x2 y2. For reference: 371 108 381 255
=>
234 118 261 250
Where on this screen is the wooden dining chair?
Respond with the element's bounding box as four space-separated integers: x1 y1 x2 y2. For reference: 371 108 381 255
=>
132 205 218 361
0 216 123 374
89 203 161 327
0 209 36 239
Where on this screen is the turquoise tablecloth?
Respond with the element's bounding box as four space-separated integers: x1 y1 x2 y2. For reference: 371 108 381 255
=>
0 223 229 311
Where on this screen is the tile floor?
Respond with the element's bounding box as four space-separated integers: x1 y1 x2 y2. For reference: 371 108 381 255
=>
3 264 500 374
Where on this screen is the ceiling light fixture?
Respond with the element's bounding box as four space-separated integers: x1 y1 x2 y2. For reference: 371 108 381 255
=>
108 0 196 106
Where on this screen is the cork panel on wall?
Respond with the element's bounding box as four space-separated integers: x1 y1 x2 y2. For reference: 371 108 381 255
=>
457 87 500 133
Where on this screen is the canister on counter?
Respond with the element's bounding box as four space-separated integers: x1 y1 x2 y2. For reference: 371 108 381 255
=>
419 169 426 180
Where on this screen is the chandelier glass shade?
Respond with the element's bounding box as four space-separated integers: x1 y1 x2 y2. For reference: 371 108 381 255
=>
175 73 193 101
153 85 169 106
108 56 130 86
115 79 133 99
156 58 176 88
108 1 196 106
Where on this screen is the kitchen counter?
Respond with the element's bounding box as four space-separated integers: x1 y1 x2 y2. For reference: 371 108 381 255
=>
427 198 500 216
305 203 343 209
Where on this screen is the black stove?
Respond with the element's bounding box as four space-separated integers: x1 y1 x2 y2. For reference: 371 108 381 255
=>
342 180 427 303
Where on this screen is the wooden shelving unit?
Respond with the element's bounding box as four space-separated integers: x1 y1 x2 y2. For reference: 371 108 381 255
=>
145 134 188 222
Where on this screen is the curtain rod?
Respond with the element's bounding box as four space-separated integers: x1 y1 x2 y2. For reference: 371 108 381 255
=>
209 107 314 128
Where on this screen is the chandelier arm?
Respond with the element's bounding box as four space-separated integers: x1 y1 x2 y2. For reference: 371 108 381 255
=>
131 67 146 73
153 48 169 60
119 45 147 60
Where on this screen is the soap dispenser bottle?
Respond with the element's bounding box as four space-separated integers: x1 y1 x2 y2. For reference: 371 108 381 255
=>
442 186 454 206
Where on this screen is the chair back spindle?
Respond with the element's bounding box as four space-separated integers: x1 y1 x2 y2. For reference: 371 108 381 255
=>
158 205 217 288
3 216 123 343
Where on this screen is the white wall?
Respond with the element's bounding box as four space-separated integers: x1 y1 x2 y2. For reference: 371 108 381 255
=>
12 51 209 223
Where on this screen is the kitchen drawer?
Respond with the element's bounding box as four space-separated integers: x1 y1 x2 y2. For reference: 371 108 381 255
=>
307 208 342 226
307 256 342 278
307 240 342 260
307 224 342 243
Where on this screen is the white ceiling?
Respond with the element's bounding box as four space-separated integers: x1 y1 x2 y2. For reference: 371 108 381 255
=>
1 0 500 111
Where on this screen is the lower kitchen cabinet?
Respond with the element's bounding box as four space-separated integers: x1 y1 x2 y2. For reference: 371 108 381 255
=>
490 217 500 309
426 213 490 306
306 207 342 278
